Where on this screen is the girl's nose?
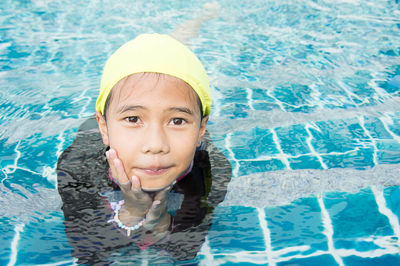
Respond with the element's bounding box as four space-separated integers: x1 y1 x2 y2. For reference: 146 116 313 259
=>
140 123 170 154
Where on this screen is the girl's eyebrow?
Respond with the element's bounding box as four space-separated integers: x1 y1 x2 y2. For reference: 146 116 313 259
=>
167 107 195 116
117 105 145 113
117 105 195 116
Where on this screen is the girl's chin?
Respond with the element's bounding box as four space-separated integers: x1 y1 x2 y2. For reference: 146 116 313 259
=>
140 178 177 193
141 186 167 193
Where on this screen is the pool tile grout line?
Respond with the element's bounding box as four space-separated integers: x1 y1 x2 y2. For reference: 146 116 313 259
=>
318 195 344 266
380 114 400 144
7 223 24 266
1 141 21 183
73 88 93 119
246 88 255 111
257 207 275 265
358 115 378 166
270 128 291 170
237 148 364 161
1 141 42 185
337 80 364 105
305 123 328 169
372 186 400 245
225 133 240 177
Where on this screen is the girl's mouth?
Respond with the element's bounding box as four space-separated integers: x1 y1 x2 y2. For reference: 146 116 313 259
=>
138 166 171 176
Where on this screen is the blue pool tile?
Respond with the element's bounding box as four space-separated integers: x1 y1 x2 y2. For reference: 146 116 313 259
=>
0 141 19 169
382 73 400 94
251 88 277 102
343 71 376 99
220 87 250 104
229 131 257 160
324 102 358 110
220 103 250 119
8 134 59 175
230 128 279 160
207 206 266 253
288 155 323 170
285 105 317 113
334 238 384 251
272 83 313 108
383 186 400 221
238 159 286 176
3 169 42 198
275 124 311 156
251 88 283 111
220 64 242 78
347 121 373 141
33 45 52 64
324 188 394 249
252 101 282 111
265 197 328 256
0 217 16 265
379 48 399 57
310 120 371 154
314 80 346 107
363 117 394 140
277 254 339 266
16 211 73 265
321 147 375 169
387 115 400 137
235 48 258 68
376 140 400 164
4 130 77 188
343 254 400 266
48 93 90 114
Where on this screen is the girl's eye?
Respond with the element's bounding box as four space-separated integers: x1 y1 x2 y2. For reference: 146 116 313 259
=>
125 116 140 123
170 118 186 126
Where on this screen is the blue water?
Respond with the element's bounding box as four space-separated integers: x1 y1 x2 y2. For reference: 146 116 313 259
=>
1 0 400 265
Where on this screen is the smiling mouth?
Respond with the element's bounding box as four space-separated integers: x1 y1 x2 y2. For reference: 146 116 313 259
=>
138 166 172 176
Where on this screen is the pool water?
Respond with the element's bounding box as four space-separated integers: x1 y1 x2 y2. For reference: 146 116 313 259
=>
1 0 400 265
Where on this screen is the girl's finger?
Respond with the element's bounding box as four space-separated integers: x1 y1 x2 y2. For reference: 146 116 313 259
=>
131 175 142 192
154 185 172 202
105 150 117 179
145 200 162 223
113 158 130 186
130 176 153 205
145 187 170 223
107 149 130 187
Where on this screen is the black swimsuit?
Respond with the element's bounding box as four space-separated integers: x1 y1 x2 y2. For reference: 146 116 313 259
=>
57 116 231 265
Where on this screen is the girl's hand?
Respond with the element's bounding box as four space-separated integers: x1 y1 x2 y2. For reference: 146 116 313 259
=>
144 185 171 232
106 148 171 234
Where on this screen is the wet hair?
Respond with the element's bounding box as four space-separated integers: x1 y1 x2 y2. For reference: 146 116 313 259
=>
103 73 204 121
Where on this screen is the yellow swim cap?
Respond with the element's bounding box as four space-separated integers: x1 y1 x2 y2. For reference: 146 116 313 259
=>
96 33 212 116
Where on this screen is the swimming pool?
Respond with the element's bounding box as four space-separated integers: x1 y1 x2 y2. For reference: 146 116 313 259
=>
1 0 400 264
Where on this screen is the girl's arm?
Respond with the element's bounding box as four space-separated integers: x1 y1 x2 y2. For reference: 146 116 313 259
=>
170 2 221 45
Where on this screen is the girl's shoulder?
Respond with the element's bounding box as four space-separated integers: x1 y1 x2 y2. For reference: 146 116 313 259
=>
57 115 108 190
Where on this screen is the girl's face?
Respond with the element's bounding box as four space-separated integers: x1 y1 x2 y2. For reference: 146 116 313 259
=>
96 73 208 191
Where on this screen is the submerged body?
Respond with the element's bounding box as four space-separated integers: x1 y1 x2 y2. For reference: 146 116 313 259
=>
57 116 231 264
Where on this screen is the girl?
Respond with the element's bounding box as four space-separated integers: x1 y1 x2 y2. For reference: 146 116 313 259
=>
57 33 231 264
